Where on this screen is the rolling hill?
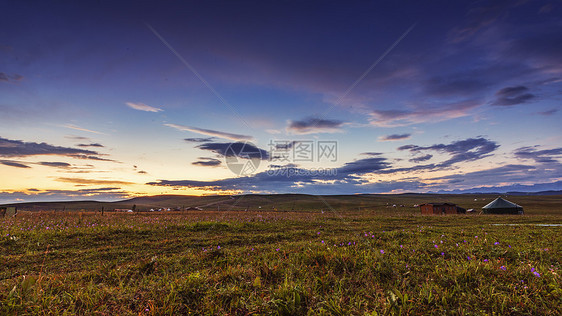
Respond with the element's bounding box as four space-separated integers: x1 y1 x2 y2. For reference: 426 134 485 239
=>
2 193 561 215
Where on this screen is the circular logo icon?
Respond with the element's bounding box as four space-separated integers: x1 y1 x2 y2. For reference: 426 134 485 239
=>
225 141 262 176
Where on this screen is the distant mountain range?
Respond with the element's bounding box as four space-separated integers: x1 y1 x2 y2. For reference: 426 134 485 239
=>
505 190 562 195
433 181 562 195
435 190 562 195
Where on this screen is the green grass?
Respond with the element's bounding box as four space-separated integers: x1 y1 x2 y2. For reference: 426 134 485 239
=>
1 211 560 315
6 193 562 215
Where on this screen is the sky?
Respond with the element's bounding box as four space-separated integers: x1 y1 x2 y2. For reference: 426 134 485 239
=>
1 0 562 203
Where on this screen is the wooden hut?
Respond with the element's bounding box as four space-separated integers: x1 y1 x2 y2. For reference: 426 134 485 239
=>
0 207 17 217
420 203 461 215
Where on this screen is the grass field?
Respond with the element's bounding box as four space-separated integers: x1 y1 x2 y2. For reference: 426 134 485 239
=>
5 193 562 215
1 204 560 315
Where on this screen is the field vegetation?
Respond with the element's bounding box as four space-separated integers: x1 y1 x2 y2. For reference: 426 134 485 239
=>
1 196 561 315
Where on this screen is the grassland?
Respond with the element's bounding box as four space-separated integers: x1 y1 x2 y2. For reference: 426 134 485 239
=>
1 195 561 315
6 193 562 215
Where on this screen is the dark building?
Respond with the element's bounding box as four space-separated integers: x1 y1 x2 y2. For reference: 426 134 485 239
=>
0 207 17 217
482 197 524 215
420 203 465 215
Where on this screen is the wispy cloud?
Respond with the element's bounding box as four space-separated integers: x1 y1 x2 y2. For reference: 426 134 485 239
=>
70 155 117 162
62 124 106 135
165 124 253 141
77 143 105 148
0 137 116 163
378 133 411 142
1 160 74 169
398 137 499 168
448 0 524 43
369 99 482 127
125 102 163 112
56 177 134 186
196 142 269 160
38 161 72 168
65 135 90 141
0 136 97 158
0 160 30 168
192 157 222 167
371 137 500 175
184 137 217 143
287 117 345 134
514 146 562 163
409 154 433 163
0 72 24 83
537 109 557 116
492 86 536 106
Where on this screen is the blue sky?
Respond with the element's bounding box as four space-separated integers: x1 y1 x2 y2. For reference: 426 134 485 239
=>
1 0 561 202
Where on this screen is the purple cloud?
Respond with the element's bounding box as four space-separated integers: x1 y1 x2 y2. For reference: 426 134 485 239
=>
0 137 103 159
287 117 344 134
514 146 562 163
378 133 411 142
196 142 269 160
192 157 222 167
398 137 499 167
38 162 72 168
0 160 30 168
537 109 557 116
492 86 536 106
184 137 217 143
76 143 105 148
409 154 433 163
0 72 23 83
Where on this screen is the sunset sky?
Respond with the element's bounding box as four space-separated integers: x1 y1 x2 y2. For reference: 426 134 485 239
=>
1 0 561 203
